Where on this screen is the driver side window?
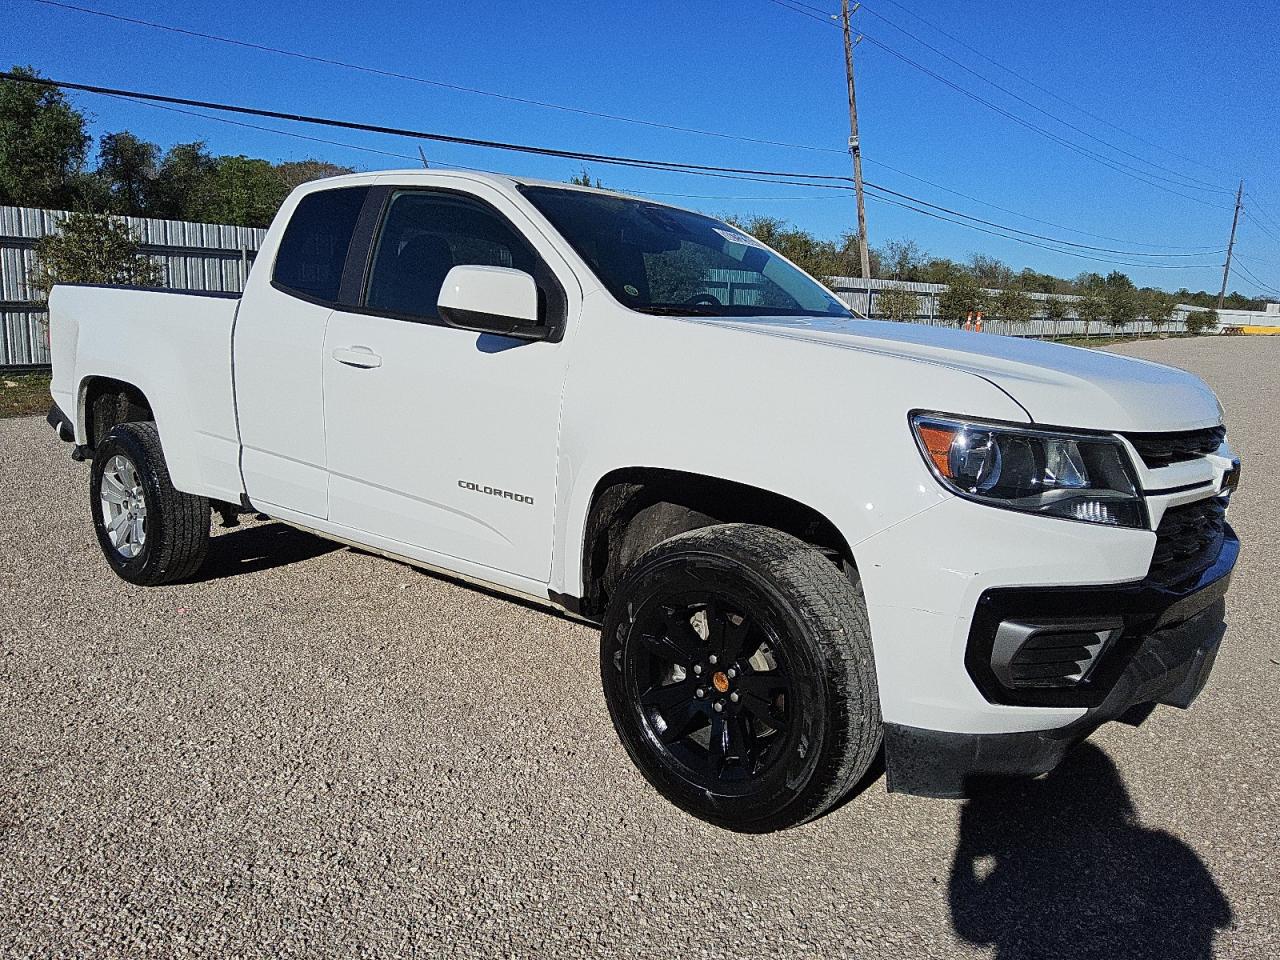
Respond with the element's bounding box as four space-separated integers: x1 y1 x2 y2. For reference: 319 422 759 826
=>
364 191 543 323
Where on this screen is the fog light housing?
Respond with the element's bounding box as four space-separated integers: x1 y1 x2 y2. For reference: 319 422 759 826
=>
991 618 1124 689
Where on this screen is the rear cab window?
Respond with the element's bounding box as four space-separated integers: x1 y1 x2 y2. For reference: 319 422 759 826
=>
272 186 370 304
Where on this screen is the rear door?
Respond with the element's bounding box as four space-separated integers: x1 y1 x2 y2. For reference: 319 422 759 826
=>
234 185 369 517
320 183 575 583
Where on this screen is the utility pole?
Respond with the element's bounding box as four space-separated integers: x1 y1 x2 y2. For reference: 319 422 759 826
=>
1218 180 1243 310
841 0 871 280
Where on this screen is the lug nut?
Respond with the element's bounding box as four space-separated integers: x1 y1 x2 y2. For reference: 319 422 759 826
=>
726 668 737 679
708 654 718 665
692 664 702 675
729 692 739 703
713 701 724 713
695 688 706 699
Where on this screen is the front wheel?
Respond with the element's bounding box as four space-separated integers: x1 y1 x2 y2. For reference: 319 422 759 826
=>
90 421 209 585
600 524 881 832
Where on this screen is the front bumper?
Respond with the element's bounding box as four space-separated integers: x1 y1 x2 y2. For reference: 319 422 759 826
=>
882 529 1236 797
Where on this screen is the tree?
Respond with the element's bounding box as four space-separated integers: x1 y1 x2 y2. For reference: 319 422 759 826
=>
938 272 985 324
0 65 91 209
878 238 922 280
1141 290 1175 336
991 286 1035 328
568 166 603 188
1074 282 1107 338
875 283 921 323
1044 296 1069 330
728 215 872 284
275 159 355 194
146 141 218 221
1185 309 1219 335
967 253 1014 289
200 155 289 227
95 131 160 215
1102 270 1139 332
27 212 162 304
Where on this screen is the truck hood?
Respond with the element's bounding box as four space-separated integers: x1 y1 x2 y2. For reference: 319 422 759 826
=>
695 316 1222 433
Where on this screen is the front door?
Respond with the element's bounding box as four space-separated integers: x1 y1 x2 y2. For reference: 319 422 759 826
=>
321 186 573 583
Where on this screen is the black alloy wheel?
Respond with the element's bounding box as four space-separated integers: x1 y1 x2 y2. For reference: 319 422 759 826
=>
601 524 881 832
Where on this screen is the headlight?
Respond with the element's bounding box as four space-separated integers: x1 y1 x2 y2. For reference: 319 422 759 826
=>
910 413 1146 528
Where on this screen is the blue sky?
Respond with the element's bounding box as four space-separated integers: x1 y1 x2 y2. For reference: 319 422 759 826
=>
3 0 1277 295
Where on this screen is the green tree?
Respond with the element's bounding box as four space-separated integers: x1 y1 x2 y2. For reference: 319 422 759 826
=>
27 211 162 304
938 272 985 324
1185 309 1219 335
1141 289 1175 336
1044 296 1069 329
875 283 921 323
1102 270 1139 332
0 65 90 209
728 215 871 284
1074 281 1108 338
878 238 922 280
991 286 1035 327
200 155 288 227
568 166 603 188
146 141 217 220
95 131 160 215
275 159 354 194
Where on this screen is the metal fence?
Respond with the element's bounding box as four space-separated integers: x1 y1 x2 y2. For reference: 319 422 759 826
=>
826 276 1200 338
0 205 265 366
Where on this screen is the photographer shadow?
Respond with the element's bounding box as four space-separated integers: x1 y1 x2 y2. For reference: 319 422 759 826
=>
948 742 1231 960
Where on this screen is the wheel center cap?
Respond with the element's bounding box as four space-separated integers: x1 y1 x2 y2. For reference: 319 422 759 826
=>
711 671 730 694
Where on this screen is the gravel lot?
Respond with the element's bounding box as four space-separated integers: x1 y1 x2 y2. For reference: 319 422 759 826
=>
1 336 1276 959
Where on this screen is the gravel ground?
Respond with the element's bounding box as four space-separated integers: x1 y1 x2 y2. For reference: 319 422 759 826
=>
1 336 1276 959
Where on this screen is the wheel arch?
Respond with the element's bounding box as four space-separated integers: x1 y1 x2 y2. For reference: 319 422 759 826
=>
78 375 155 450
575 466 855 619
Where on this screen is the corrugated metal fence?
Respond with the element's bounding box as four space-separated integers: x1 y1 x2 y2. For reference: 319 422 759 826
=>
1 205 265 366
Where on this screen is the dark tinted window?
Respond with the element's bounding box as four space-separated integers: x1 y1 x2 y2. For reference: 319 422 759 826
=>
365 191 543 321
520 186 851 319
272 186 369 302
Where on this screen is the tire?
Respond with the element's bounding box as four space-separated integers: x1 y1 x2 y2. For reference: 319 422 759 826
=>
90 421 209 586
600 523 881 832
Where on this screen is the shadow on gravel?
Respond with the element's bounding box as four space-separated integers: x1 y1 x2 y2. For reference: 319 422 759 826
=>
948 743 1230 960
199 521 341 580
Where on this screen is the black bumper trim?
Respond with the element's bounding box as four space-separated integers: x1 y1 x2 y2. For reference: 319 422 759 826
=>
965 527 1238 708
886 596 1227 798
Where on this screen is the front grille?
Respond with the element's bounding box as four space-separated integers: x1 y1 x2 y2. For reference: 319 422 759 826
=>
1123 425 1226 469
1149 497 1227 587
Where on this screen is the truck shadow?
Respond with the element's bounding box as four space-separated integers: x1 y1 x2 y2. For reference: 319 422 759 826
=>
199 521 342 580
948 743 1231 960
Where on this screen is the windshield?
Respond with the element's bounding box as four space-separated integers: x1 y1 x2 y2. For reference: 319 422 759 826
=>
519 186 853 319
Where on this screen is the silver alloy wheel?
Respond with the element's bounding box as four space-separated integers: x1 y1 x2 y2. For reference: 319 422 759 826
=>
99 454 147 559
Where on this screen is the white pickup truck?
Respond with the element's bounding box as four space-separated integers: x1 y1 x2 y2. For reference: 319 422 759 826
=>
47 171 1241 831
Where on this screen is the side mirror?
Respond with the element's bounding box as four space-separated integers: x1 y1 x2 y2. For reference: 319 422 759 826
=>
437 264 549 341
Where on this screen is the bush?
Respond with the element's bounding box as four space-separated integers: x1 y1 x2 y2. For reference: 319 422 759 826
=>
28 211 162 304
1185 309 1219 335
874 284 921 323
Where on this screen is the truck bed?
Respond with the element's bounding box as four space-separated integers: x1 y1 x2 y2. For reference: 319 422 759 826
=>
48 285 246 504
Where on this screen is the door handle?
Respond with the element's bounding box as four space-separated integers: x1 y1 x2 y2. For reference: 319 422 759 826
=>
331 345 382 369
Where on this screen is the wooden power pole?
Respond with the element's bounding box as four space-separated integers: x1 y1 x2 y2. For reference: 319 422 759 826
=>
1218 180 1243 310
841 0 871 280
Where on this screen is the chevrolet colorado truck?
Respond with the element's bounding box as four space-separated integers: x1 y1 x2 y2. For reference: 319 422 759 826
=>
46 171 1241 831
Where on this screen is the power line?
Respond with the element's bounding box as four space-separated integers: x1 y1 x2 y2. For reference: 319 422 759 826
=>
864 192 1221 269
0 71 856 183
863 182 1225 258
863 156 1222 250
22 0 846 156
1243 212 1280 246
762 0 1235 209
2 71 1223 271
852 1 1229 194
860 0 1232 181
1231 261 1280 298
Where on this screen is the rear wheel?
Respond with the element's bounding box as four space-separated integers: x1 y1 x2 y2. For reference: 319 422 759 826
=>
90 421 209 585
600 523 881 832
